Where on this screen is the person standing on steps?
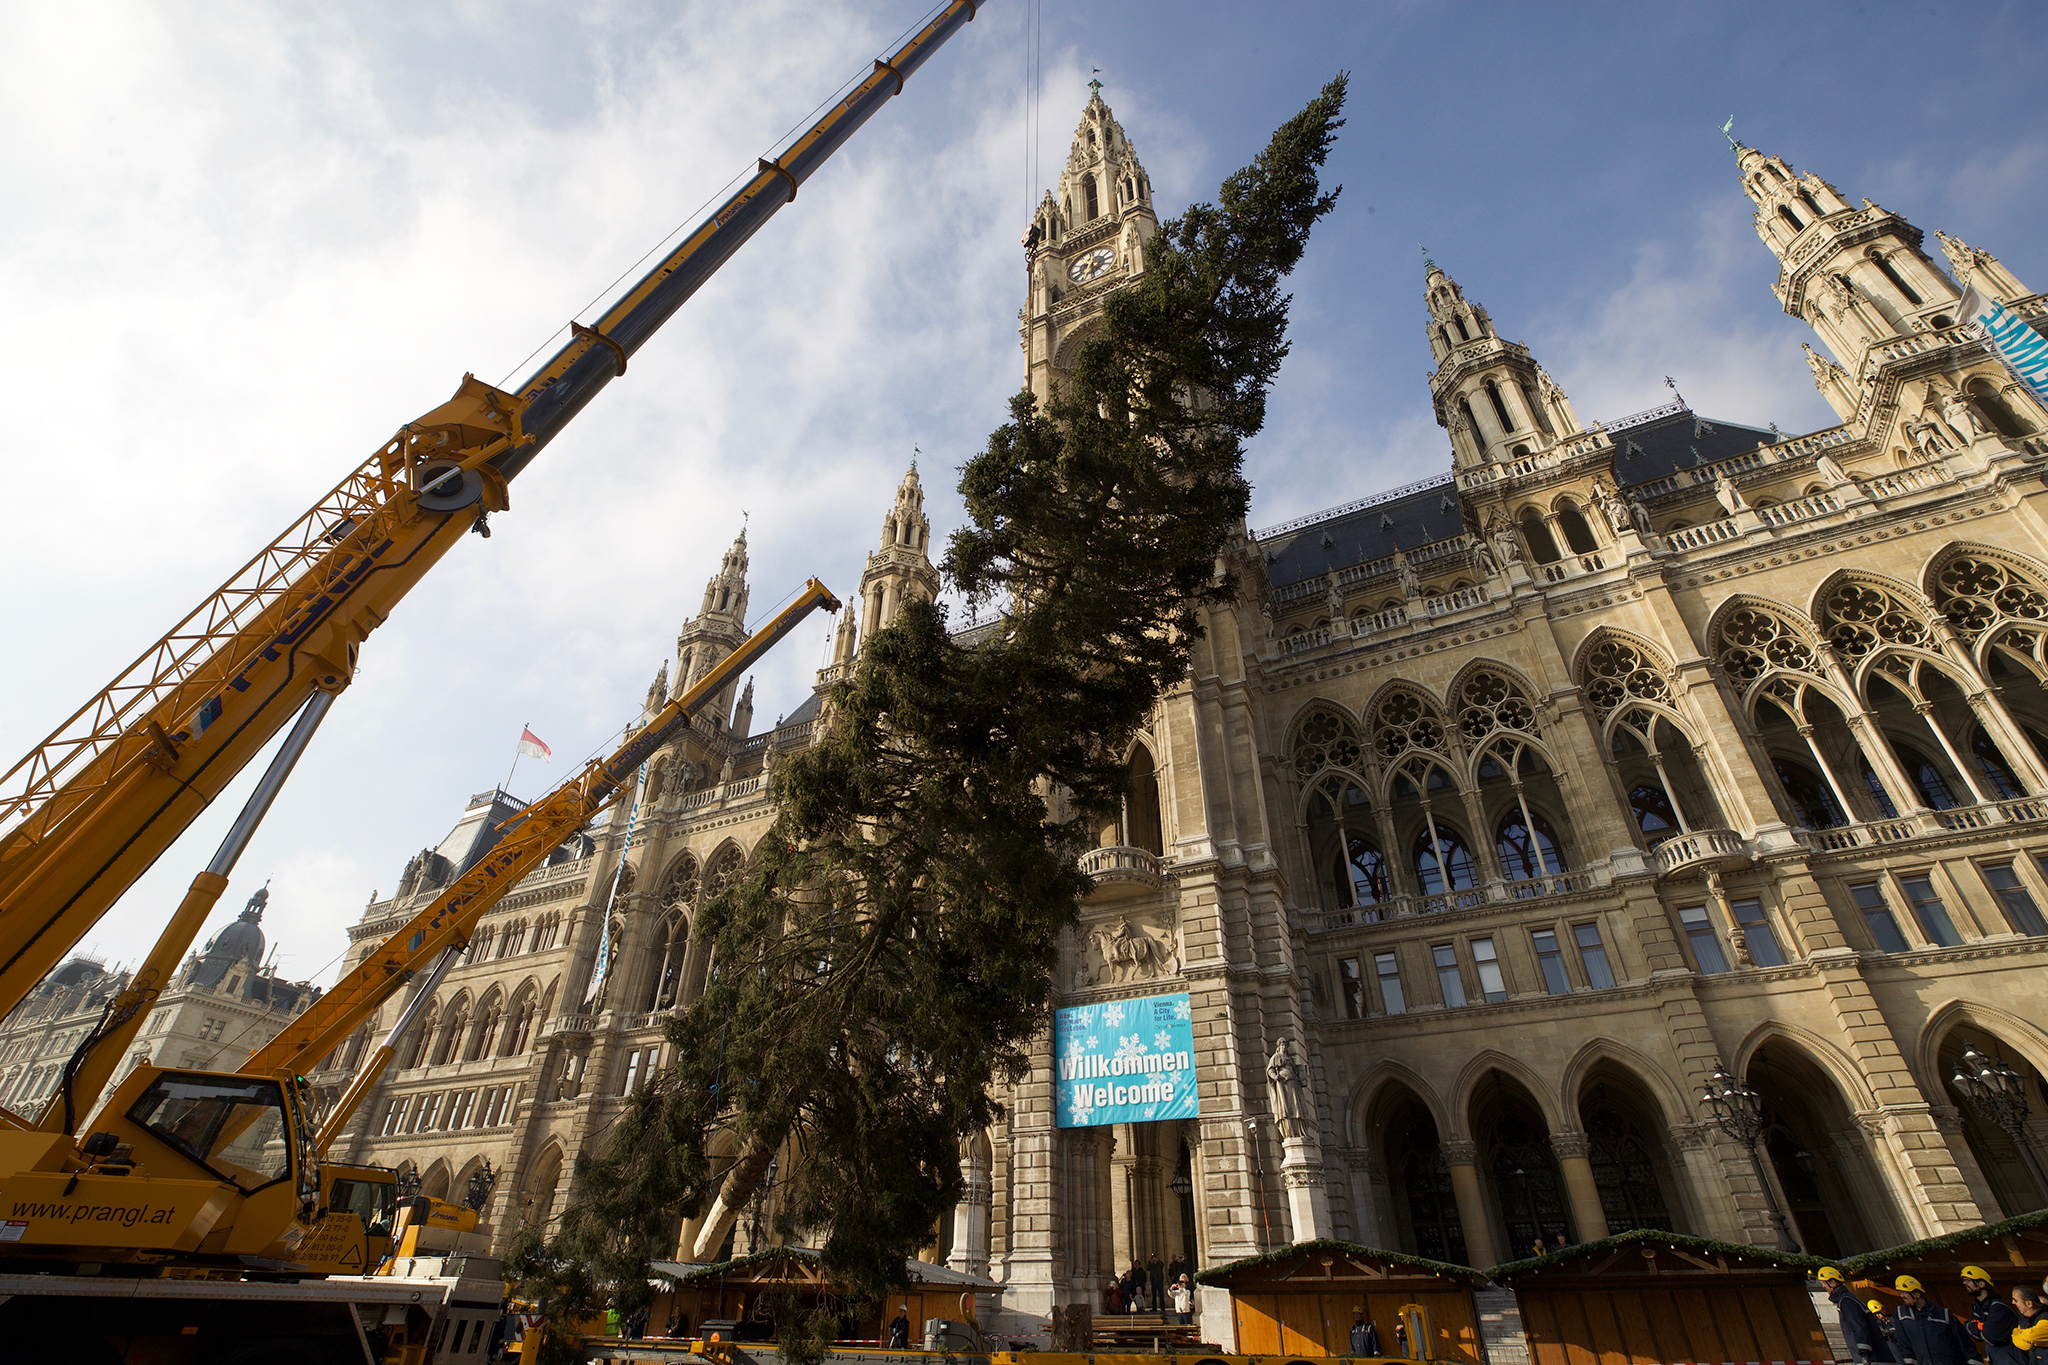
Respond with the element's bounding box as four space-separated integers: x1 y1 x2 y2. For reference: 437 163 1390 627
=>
1819 1267 1896 1363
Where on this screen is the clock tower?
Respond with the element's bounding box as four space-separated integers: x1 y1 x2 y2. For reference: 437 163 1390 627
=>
1022 83 1159 404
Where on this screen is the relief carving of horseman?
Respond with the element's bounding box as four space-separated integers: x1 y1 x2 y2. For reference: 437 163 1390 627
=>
1087 915 1172 984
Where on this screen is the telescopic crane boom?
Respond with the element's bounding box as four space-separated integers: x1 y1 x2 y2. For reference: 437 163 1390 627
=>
0 0 981 1050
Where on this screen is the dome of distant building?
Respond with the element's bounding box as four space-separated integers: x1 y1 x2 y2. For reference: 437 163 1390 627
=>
48 958 108 989
191 887 268 990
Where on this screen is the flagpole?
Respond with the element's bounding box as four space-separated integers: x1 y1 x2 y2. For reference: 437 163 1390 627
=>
504 723 526 798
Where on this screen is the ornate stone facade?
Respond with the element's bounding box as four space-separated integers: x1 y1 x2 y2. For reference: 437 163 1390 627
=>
313 98 2048 1326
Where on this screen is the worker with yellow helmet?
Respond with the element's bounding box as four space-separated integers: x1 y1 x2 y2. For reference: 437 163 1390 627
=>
2010 1282 2047 1364
1963 1265 2028 1365
1892 1273 1974 1365
1819 1267 1897 1363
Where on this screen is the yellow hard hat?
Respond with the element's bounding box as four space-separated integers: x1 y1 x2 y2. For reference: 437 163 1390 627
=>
1963 1266 1994 1285
1897 1275 1923 1293
1818 1267 1845 1283
1868 1300 1884 1313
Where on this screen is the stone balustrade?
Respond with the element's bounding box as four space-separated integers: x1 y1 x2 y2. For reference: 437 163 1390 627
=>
1649 828 1749 878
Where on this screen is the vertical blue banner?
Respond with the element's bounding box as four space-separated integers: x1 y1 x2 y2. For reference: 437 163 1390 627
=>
1055 991 1198 1128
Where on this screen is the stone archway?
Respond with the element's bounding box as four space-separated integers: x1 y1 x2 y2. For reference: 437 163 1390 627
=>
1745 1039 1910 1256
1370 1084 1468 1266
1934 1027 2048 1219
1469 1070 1571 1257
1573 1063 1687 1235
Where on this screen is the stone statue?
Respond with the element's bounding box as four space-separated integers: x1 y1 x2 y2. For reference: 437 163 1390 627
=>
1815 452 1851 487
1713 471 1748 517
1590 477 1630 534
718 753 735 785
1258 601 1276 640
1324 573 1345 623
1628 495 1656 538
1472 534 1500 580
1946 391 1991 439
1486 511 1523 564
1395 552 1421 599
1266 1037 1307 1136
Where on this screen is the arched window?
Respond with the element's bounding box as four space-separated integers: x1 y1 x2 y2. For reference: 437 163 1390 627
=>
1629 783 1679 839
1519 508 1561 564
1294 708 1363 773
1441 324 1455 349
1818 581 1932 663
504 985 538 1056
1084 174 1099 220
1485 379 1516 433
1778 204 1804 232
401 1003 438 1070
1344 836 1390 907
1454 315 1472 342
643 915 688 1013
1971 728 2025 800
1967 380 2034 439
1772 756 1846 829
1768 164 1788 183
431 997 470 1067
1799 190 1824 221
1857 755 1900 819
1556 503 1600 555
1870 251 1923 307
1584 1097 1675 1233
466 992 503 1062
1123 745 1165 856
1460 397 1487 447
1496 809 1565 881
1521 382 1556 437
1413 823 1477 894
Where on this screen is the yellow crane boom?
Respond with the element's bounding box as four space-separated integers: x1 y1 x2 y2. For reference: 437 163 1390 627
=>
0 0 982 1039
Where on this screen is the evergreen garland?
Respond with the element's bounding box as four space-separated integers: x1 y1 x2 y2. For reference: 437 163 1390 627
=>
1193 1237 1486 1288
1838 1207 2048 1278
1484 1227 1822 1283
515 76 1349 1334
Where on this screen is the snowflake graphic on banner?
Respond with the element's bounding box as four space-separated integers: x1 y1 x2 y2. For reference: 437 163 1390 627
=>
1115 1033 1149 1064
1172 998 1192 1022
1069 1086 1097 1125
1101 1002 1127 1028
1155 1030 1174 1052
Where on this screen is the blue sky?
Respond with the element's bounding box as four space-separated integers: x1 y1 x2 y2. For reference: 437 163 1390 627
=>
2 0 2043 984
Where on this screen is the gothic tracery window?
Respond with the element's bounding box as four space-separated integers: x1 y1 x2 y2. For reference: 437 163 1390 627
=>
1819 581 1933 662
1293 708 1364 774
1714 607 1819 684
1584 1098 1675 1233
1373 691 1449 760
1582 637 1671 722
1456 669 1537 743
1934 554 2048 644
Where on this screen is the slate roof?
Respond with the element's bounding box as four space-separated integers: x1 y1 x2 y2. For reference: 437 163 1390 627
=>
1259 477 1464 594
1253 402 1788 593
1609 408 1782 491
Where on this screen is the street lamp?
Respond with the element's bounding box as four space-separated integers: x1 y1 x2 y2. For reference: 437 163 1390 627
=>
1951 1044 2048 1199
1170 1168 1193 1201
1700 1060 1802 1251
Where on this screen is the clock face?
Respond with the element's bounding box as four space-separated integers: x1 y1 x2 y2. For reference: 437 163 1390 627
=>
1068 246 1115 283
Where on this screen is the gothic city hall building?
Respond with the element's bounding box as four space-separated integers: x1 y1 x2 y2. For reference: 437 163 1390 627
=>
316 93 2048 1311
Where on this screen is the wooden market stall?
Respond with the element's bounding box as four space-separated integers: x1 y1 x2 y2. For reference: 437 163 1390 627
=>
1195 1239 1487 1363
1487 1230 1825 1365
648 1246 1000 1344
1839 1208 2048 1319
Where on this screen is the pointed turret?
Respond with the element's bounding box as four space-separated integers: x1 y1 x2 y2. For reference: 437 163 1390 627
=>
1936 230 2029 304
1424 259 1581 469
731 677 755 742
674 528 752 730
1803 342 1859 421
1022 85 1162 404
1734 135 1960 364
859 461 943 646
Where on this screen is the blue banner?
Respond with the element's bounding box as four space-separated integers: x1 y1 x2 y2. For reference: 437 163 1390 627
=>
1961 284 2048 402
1055 991 1198 1128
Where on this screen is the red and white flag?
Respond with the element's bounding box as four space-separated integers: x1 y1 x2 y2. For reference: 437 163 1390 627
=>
516 727 552 762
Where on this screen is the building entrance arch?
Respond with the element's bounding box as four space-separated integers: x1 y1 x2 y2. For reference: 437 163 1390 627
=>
1745 1039 1908 1255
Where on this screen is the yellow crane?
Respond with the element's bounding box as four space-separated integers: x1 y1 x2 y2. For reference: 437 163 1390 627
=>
0 3 983 1358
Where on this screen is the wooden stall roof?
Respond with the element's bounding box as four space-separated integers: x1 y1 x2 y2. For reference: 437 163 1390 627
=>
1196 1238 1489 1290
1840 1208 2048 1282
1487 1229 1822 1287
652 1246 1002 1292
